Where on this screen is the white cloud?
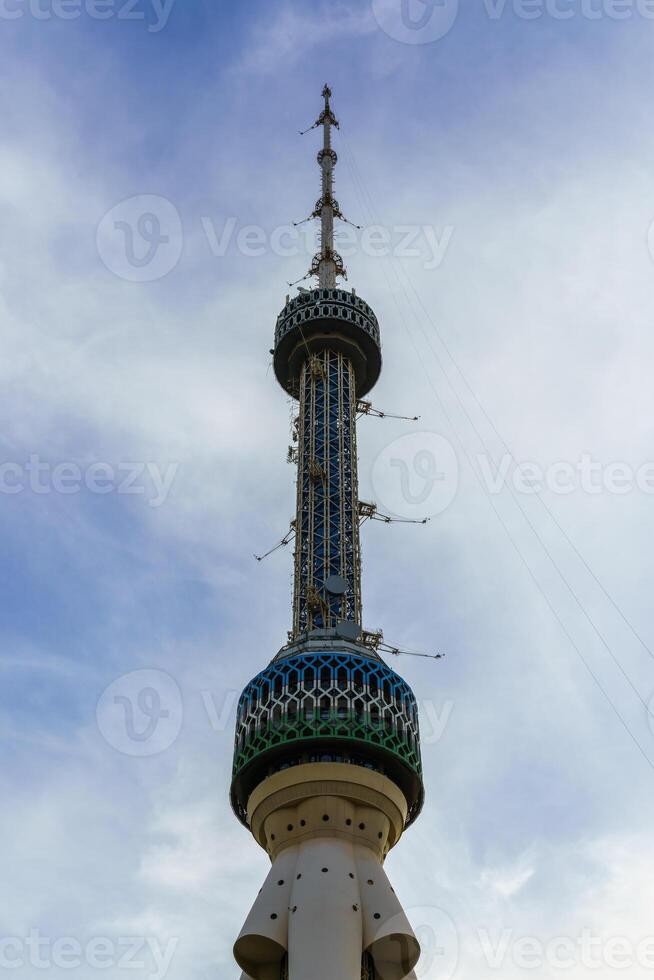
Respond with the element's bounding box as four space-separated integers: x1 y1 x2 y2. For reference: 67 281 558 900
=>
236 1 377 75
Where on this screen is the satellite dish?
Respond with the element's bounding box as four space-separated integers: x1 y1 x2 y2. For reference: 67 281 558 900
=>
336 621 361 642
325 574 348 596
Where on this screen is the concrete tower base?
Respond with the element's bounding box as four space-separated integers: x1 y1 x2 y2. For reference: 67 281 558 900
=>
234 764 420 980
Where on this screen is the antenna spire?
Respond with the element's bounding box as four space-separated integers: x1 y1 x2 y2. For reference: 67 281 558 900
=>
307 84 346 287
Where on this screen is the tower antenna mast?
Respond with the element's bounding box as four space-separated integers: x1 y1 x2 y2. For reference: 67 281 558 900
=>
315 83 342 288
231 87 430 980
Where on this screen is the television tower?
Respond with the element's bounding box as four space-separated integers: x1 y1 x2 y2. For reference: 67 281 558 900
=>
231 86 425 980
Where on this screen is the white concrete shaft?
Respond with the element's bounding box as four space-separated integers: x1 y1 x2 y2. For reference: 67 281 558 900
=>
289 836 362 979
235 764 420 979
355 845 419 980
235 835 419 980
234 846 298 978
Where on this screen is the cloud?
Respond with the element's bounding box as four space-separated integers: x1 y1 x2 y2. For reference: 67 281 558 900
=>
235 0 377 75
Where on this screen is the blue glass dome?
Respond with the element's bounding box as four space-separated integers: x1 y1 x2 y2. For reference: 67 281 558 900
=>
231 646 424 826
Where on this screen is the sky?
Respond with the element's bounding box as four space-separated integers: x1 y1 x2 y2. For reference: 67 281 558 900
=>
1 1 654 978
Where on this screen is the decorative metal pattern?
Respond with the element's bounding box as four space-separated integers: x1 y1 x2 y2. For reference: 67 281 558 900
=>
275 288 380 351
293 349 360 636
232 651 422 788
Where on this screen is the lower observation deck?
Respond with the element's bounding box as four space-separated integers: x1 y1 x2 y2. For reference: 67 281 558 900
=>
273 288 382 399
230 638 424 828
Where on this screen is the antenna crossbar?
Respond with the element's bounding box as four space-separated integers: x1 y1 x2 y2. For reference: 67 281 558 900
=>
357 400 420 422
361 629 443 662
358 500 429 526
254 524 296 562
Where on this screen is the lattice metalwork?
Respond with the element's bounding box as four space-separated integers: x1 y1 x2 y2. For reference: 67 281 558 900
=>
275 288 380 354
232 652 422 816
293 350 361 636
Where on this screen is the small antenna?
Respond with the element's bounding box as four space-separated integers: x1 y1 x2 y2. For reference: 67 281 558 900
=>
361 629 444 662
357 400 420 422
254 524 296 562
381 645 445 662
296 83 350 287
358 501 429 526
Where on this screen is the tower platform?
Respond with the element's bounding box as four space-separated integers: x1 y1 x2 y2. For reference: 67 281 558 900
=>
274 287 382 399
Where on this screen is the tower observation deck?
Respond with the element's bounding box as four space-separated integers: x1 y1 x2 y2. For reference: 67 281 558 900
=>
231 87 424 980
